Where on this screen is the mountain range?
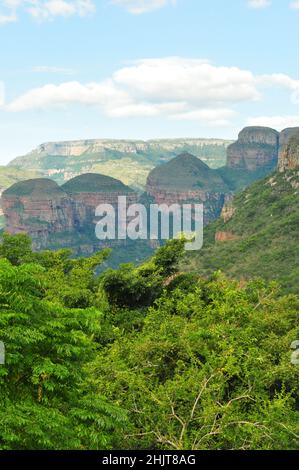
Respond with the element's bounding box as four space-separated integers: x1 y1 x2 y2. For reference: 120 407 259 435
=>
6 138 231 191
1 125 299 280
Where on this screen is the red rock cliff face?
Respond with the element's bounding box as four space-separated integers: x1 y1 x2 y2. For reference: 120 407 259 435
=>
69 192 138 226
1 175 138 251
278 128 299 171
145 153 231 225
146 182 227 225
227 126 279 171
1 179 75 242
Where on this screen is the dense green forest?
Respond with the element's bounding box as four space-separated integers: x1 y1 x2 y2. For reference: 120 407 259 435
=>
0 233 298 450
183 169 299 295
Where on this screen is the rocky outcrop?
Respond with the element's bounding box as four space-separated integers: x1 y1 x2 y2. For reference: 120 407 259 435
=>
278 129 299 171
146 152 231 224
1 174 138 251
220 198 236 223
1 179 75 241
215 231 240 242
61 173 138 228
227 126 279 171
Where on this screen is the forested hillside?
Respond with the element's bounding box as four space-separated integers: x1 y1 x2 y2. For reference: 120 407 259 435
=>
0 235 298 450
183 168 299 295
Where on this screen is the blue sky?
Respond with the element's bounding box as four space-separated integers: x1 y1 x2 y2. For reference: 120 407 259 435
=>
1 0 299 163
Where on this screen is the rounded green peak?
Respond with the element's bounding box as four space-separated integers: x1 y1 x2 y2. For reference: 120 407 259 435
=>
3 178 66 199
61 173 133 193
147 152 228 192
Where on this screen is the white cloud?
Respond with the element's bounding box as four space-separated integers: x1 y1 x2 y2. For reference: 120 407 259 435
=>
112 58 260 104
0 0 176 22
6 80 131 112
5 57 299 128
6 58 261 127
248 115 299 130
257 73 299 91
111 0 176 14
27 0 95 19
0 0 95 23
247 0 271 8
290 1 299 9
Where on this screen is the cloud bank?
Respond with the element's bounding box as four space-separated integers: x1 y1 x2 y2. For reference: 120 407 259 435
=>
0 0 95 23
3 57 299 128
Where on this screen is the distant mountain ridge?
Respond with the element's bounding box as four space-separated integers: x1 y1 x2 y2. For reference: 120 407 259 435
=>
2 125 299 271
7 138 232 190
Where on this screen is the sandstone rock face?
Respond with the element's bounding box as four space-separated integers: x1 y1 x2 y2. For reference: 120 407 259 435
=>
146 152 230 224
227 126 279 171
279 127 299 150
61 173 138 228
1 174 138 251
220 198 236 223
278 129 299 171
1 179 75 240
215 231 240 242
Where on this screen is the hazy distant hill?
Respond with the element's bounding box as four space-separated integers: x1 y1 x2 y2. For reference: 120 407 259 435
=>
8 138 232 190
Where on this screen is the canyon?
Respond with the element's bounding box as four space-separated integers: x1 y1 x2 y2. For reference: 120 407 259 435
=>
2 125 299 263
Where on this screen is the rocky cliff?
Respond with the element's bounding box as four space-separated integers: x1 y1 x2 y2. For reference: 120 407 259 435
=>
278 129 299 171
1 173 138 252
227 126 279 171
1 179 75 248
61 173 138 229
146 152 231 224
145 127 296 228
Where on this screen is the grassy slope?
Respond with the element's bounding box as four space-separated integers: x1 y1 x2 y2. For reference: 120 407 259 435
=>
0 167 39 191
182 168 299 294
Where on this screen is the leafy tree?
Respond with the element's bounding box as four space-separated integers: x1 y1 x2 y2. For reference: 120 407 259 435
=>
93 275 299 450
0 232 33 266
0 259 126 449
0 233 111 309
1 233 299 451
101 239 185 308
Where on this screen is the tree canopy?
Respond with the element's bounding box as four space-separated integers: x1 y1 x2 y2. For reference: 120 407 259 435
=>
0 234 298 450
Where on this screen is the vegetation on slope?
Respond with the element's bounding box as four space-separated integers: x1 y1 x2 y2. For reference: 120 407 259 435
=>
3 178 66 198
62 173 133 194
148 153 230 192
0 234 298 450
183 169 299 294
0 167 39 192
